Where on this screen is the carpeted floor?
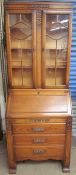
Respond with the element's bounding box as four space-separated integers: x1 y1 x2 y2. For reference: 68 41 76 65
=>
0 136 76 175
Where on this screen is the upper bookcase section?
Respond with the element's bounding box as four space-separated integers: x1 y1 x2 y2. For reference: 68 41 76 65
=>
5 1 72 89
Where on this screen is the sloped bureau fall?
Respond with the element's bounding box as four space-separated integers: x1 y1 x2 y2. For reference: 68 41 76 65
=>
5 1 72 174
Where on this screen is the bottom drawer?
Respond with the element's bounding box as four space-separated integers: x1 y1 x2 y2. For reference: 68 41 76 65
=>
14 146 64 161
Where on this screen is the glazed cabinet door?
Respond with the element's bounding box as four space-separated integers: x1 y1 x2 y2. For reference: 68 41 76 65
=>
6 11 36 88
41 11 72 88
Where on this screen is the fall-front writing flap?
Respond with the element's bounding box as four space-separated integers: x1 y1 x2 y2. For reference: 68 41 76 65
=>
7 91 71 114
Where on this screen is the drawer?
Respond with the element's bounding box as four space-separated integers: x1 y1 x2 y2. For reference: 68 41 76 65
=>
12 123 66 134
14 145 64 161
13 134 65 145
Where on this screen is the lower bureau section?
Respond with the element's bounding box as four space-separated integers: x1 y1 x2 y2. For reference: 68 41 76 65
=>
6 115 72 173
14 146 64 161
6 90 72 173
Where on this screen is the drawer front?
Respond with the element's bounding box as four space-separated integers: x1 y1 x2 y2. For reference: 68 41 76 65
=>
12 123 66 134
13 134 65 146
15 146 64 161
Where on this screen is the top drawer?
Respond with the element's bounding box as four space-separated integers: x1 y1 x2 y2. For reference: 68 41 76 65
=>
12 123 66 134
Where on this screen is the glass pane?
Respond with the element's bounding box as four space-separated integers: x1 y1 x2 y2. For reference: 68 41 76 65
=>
43 14 69 88
45 50 55 67
12 61 21 68
9 13 33 88
56 38 67 67
12 68 22 86
23 69 33 88
22 50 32 68
11 49 22 61
11 49 32 68
10 14 32 49
45 69 55 87
56 68 66 85
11 49 22 68
46 14 68 43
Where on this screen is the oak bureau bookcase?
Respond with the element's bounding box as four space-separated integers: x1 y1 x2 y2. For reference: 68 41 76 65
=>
5 1 72 174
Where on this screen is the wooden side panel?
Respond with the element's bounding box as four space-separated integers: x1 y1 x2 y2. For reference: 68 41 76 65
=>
63 117 72 172
6 119 16 172
5 12 12 87
66 14 72 86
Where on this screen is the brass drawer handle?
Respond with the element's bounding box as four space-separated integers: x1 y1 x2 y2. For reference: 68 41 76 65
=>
33 138 45 144
32 127 44 132
33 149 46 154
